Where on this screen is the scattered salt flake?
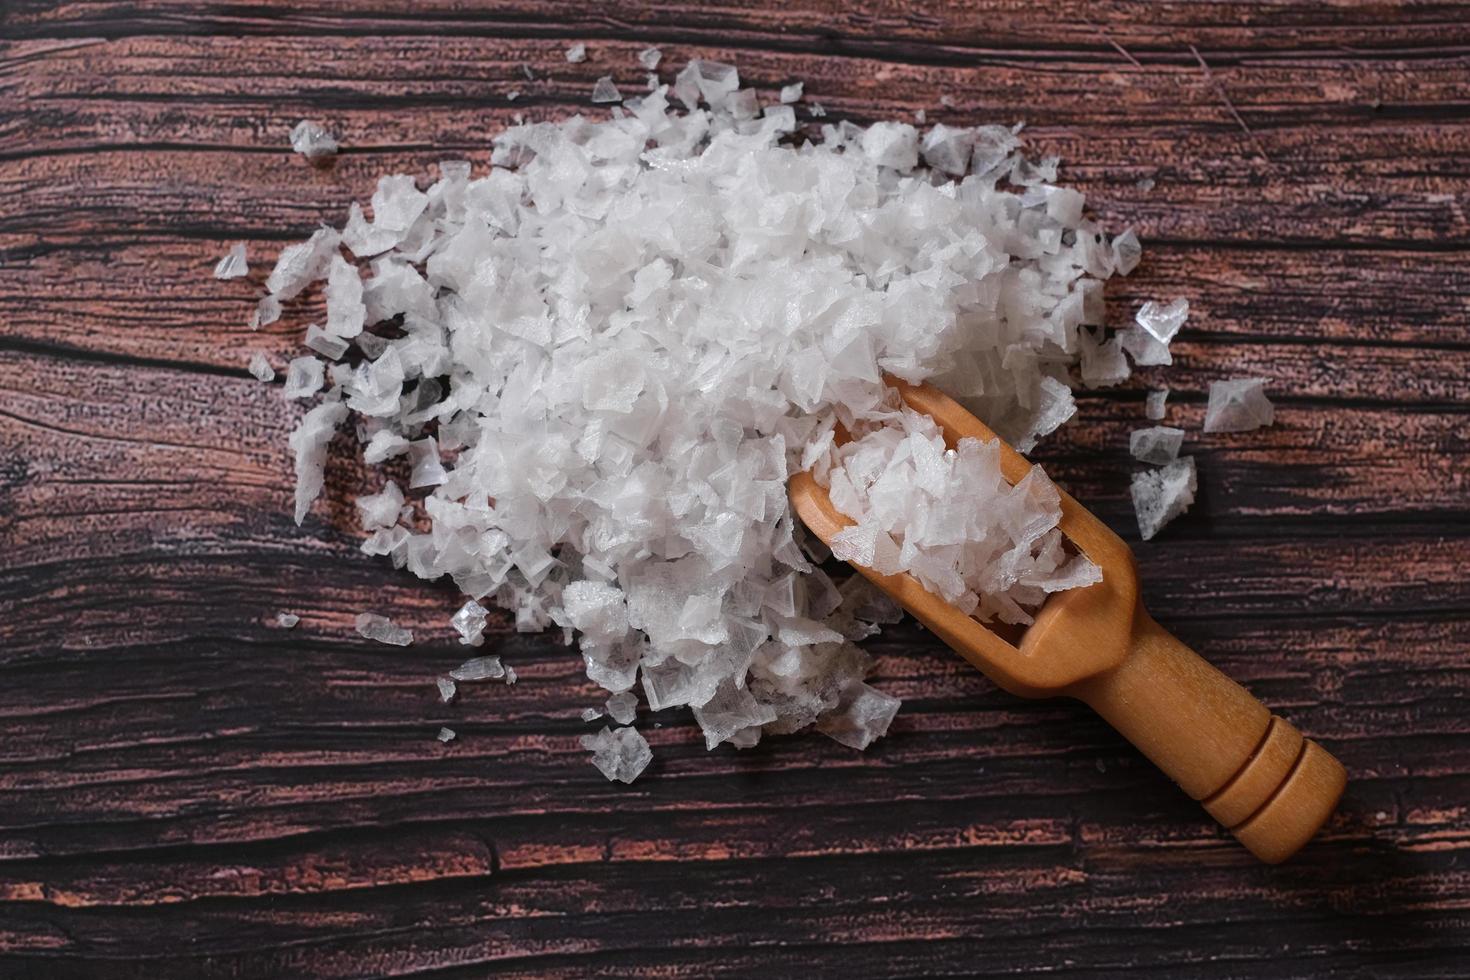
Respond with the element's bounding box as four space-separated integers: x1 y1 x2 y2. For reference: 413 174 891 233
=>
1204 378 1275 433
504 666 518 684
1145 388 1170 420
437 727 456 743
290 120 339 162
450 655 505 681
581 726 653 783
214 243 248 280
436 677 457 702
247 352 275 382
581 707 603 722
289 399 346 524
606 691 638 725
591 76 622 103
355 612 413 646
276 612 299 628
817 683 900 749
779 81 803 104
266 228 338 300
1136 298 1189 344
1129 425 1185 465
1130 457 1197 541
507 90 520 101
565 42 587 63
638 47 662 70
250 295 282 331
1112 229 1141 276
809 102 827 117
1119 326 1172 367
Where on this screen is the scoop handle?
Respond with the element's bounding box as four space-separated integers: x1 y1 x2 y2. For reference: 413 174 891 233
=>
1071 611 1346 863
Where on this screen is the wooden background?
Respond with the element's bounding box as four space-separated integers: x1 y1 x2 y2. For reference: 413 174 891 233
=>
2 2 1468 977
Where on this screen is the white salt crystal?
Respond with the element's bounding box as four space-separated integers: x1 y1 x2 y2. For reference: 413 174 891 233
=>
809 102 827 116
1129 425 1185 465
362 429 410 464
1130 457 1198 541
289 399 346 524
408 437 446 488
504 666 518 684
276 612 299 628
638 47 662 69
436 677 457 702
266 228 339 300
581 707 603 722
250 295 282 331
692 679 778 750
1112 229 1142 275
436 727 456 743
779 81 803 104
562 581 629 642
581 726 653 783
355 480 403 530
1204 378 1275 433
451 599 489 645
565 42 587 63
303 324 349 361
450 655 505 681
860 121 920 171
1136 298 1189 344
606 691 638 724
1119 326 1173 367
283 356 325 399
1145 388 1169 420
324 256 365 338
591 76 622 103
214 243 248 280
919 124 975 176
247 352 275 382
355 612 413 646
507 89 520 101
290 120 339 162
816 683 900 749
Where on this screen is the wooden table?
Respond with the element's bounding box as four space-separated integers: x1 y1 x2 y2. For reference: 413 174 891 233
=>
3 3 1468 977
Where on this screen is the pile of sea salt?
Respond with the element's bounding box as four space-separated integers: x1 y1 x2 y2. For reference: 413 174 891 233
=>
246 58 1211 782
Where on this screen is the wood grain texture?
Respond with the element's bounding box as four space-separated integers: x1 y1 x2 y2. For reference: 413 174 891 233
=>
2 1 1469 977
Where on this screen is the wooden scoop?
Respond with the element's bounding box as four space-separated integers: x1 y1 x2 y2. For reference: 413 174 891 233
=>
789 377 1346 864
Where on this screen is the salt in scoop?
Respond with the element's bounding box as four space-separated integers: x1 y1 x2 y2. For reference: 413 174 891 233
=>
789 377 1346 863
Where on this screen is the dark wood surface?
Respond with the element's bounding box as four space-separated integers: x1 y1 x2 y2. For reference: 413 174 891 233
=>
2 2 1468 977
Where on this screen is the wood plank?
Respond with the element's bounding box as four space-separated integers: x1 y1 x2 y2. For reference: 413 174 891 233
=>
6 0 1470 54
4 38 1469 249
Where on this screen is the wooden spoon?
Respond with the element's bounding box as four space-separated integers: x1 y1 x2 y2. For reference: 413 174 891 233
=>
789 376 1346 863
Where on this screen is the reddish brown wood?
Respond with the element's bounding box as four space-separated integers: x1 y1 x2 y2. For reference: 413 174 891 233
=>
1 1 1468 977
